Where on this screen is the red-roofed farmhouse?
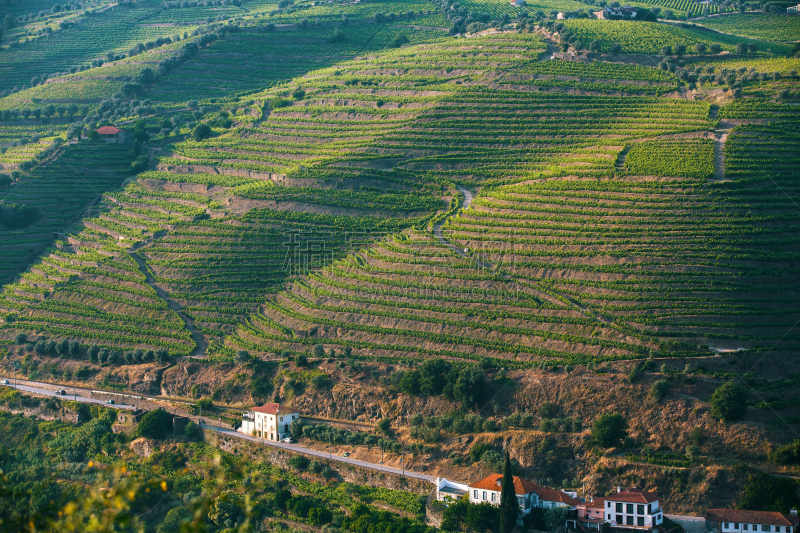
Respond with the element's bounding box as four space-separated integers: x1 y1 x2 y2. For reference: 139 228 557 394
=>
239 402 300 441
706 509 798 533
468 473 579 516
95 125 126 143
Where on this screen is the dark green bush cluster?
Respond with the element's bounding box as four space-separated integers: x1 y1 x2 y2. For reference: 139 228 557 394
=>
410 412 495 436
299 422 401 452
389 359 487 409
344 504 433 533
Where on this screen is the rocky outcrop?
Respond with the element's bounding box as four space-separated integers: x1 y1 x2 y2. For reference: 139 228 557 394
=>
130 437 156 458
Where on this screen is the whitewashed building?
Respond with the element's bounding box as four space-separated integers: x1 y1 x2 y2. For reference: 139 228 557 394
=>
239 403 299 441
468 474 579 515
603 488 663 531
436 478 470 503
706 509 798 533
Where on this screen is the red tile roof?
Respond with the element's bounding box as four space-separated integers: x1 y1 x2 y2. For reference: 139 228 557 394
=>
706 510 799 527
582 497 606 509
469 474 539 495
250 403 297 415
606 489 659 504
534 485 581 506
96 126 121 135
469 474 579 505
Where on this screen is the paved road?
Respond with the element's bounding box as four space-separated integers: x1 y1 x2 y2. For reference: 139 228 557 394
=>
204 424 436 483
0 381 136 410
1 378 435 483
666 514 705 533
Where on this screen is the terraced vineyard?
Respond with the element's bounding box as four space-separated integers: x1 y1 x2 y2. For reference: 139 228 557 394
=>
1 13 799 366
0 143 131 285
148 23 447 103
0 4 200 94
560 19 792 55
3 0 800 523
696 13 800 42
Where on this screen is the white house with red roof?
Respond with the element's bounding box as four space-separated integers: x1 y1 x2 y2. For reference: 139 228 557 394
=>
603 488 663 531
239 402 300 441
468 474 579 515
95 126 126 143
705 509 798 533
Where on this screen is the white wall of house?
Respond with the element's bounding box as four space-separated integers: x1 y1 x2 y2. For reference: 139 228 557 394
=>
468 488 536 513
721 524 793 533
605 499 663 528
436 478 469 502
239 411 299 441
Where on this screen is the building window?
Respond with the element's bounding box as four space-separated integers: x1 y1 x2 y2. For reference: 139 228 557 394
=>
483 492 487 500
474 490 478 499
638 505 644 515
608 502 611 508
638 517 645 527
763 527 771 532
617 503 623 513
726 524 730 529
617 515 623 524
744 526 749 531
627 516 634 526
627 504 634 514
649 504 654 514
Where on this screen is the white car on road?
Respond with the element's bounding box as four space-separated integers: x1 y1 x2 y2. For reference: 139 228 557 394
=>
1 380 9 385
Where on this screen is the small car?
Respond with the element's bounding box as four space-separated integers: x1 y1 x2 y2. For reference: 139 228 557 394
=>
1 379 9 385
57 389 67 395
106 399 115 405
342 452 350 458
281 437 295 443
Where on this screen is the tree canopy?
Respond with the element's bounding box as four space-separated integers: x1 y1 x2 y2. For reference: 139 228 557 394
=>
591 413 628 447
710 381 747 422
134 409 174 440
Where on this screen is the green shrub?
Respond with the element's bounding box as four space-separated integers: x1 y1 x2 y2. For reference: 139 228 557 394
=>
377 418 391 434
469 442 492 463
590 413 627 447
649 379 670 401
156 507 191 533
134 409 174 440
769 439 800 466
288 454 310 471
194 399 213 414
192 123 212 141
710 381 747 422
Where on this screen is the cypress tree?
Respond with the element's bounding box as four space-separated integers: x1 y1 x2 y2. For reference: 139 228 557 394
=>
499 451 517 532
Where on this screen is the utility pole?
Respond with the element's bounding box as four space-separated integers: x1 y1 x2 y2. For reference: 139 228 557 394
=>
329 432 332 460
73 375 76 402
402 448 405 476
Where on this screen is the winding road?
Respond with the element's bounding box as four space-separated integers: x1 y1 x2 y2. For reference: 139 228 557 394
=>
0 378 436 483
434 186 493 269
0 380 136 410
